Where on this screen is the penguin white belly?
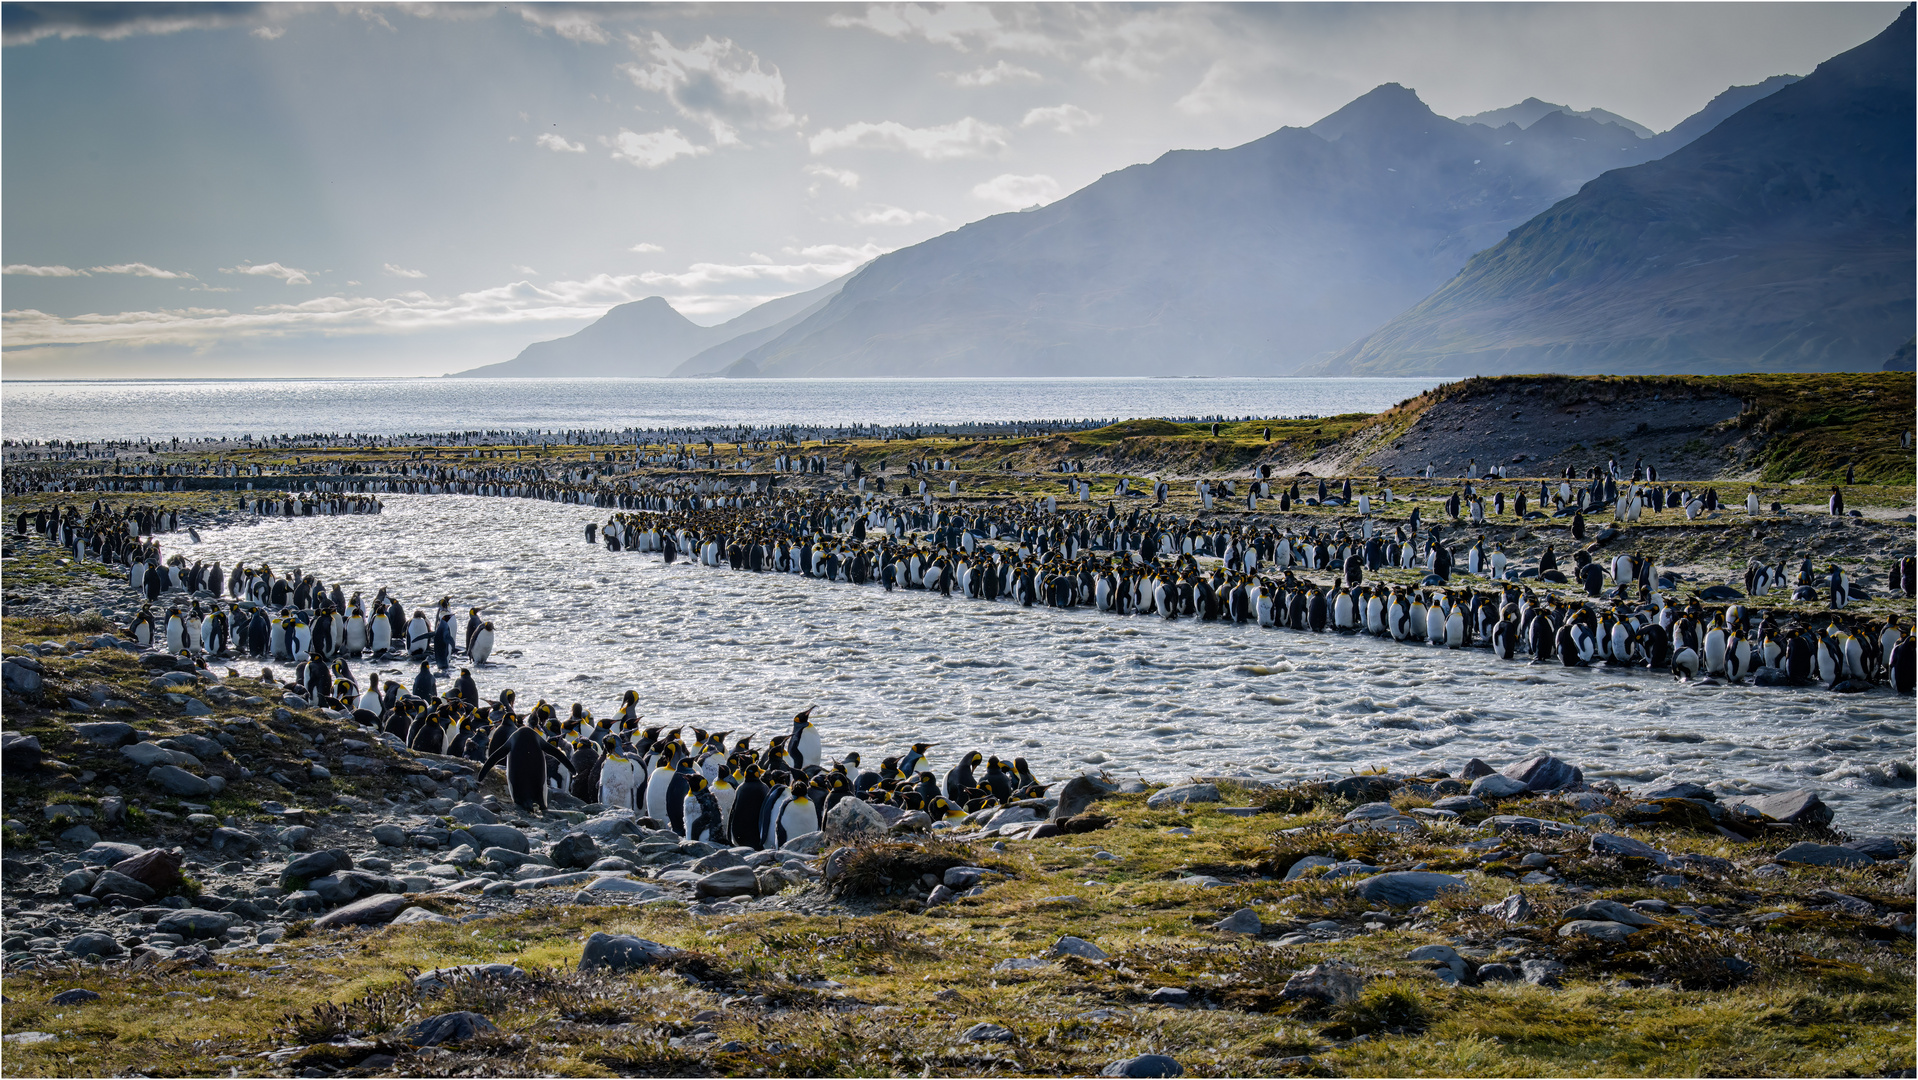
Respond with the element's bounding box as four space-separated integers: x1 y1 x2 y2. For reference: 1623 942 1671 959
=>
644 768 676 824
371 619 391 655
775 798 819 845
1703 630 1728 674
470 628 494 665
599 757 640 811
795 728 823 769
345 617 366 653
1446 612 1466 648
166 617 186 654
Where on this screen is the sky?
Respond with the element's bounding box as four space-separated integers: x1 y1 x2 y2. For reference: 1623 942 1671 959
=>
0 1 1902 379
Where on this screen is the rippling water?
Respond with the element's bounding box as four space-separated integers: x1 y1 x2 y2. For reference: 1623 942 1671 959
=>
2 377 1438 442
186 496 1914 833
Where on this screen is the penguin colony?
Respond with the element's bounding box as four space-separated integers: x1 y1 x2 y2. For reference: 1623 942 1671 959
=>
588 488 1916 696
16 498 503 713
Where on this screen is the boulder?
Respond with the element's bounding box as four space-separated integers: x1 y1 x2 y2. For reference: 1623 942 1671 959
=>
1431 795 1487 813
1521 959 1566 988
1327 776 1395 803
313 893 412 929
207 828 262 853
1283 855 1337 882
1774 842 1873 869
1842 836 1905 860
689 850 746 874
1559 920 1639 942
1460 758 1495 780
49 988 102 1005
1480 894 1535 924
280 848 353 889
1641 782 1714 802
73 722 138 747
961 1023 1015 1044
1590 832 1671 865
693 865 760 898
80 841 143 866
1564 899 1658 927
1726 789 1830 827
448 802 500 826
371 825 408 847
780 831 823 854
1350 871 1466 907
1050 935 1108 960
155 909 238 939
89 870 156 902
578 931 679 972
1 732 43 774
1469 774 1529 799
63 933 122 958
398 1011 498 1048
549 832 599 869
123 742 195 768
460 823 529 854
414 963 527 991
821 797 889 843
1102 1055 1184 1078
60 824 101 847
1500 754 1582 792
1212 908 1262 935
1145 783 1220 810
1277 961 1364 1005
2 659 45 697
1053 775 1105 821
148 765 212 798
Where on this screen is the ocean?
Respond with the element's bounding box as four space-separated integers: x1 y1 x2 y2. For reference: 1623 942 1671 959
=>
0 377 1441 442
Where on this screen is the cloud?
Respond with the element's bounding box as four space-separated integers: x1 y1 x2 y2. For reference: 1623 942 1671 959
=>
849 204 941 227
809 117 1007 159
602 128 709 169
1021 103 1099 133
8 262 195 278
221 261 312 285
2 272 682 348
634 244 888 291
803 164 860 189
620 32 793 146
93 263 194 278
516 7 607 44
2 2 272 46
383 263 427 279
250 24 284 40
536 132 586 153
828 4 1056 54
949 60 1043 87
629 243 665 254
970 173 1061 208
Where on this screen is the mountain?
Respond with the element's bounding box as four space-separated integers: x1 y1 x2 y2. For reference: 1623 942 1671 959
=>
726 84 1691 378
1313 7 1914 378
1458 97 1655 139
1644 74 1799 155
447 273 854 378
668 275 851 377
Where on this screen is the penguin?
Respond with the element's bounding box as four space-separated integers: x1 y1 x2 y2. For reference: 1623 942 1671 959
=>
411 661 437 702
789 706 822 772
644 744 681 828
945 750 983 801
597 742 643 812
469 622 495 666
478 721 573 812
772 780 819 847
727 765 772 850
682 773 726 844
570 734 602 804
898 741 934 778
453 667 480 706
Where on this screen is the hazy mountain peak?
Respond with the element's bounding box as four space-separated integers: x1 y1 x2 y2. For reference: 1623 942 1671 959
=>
1458 97 1654 139
1308 82 1443 142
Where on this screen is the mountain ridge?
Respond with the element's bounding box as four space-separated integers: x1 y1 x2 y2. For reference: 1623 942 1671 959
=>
1311 6 1914 378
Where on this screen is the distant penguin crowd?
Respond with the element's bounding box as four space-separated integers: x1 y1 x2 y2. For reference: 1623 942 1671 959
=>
585 491 1915 695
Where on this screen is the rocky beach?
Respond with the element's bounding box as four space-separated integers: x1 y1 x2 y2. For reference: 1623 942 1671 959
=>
2 373 1914 1077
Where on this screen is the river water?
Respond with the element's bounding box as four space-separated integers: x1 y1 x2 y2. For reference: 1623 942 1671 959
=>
184 495 1915 835
0 377 1438 443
